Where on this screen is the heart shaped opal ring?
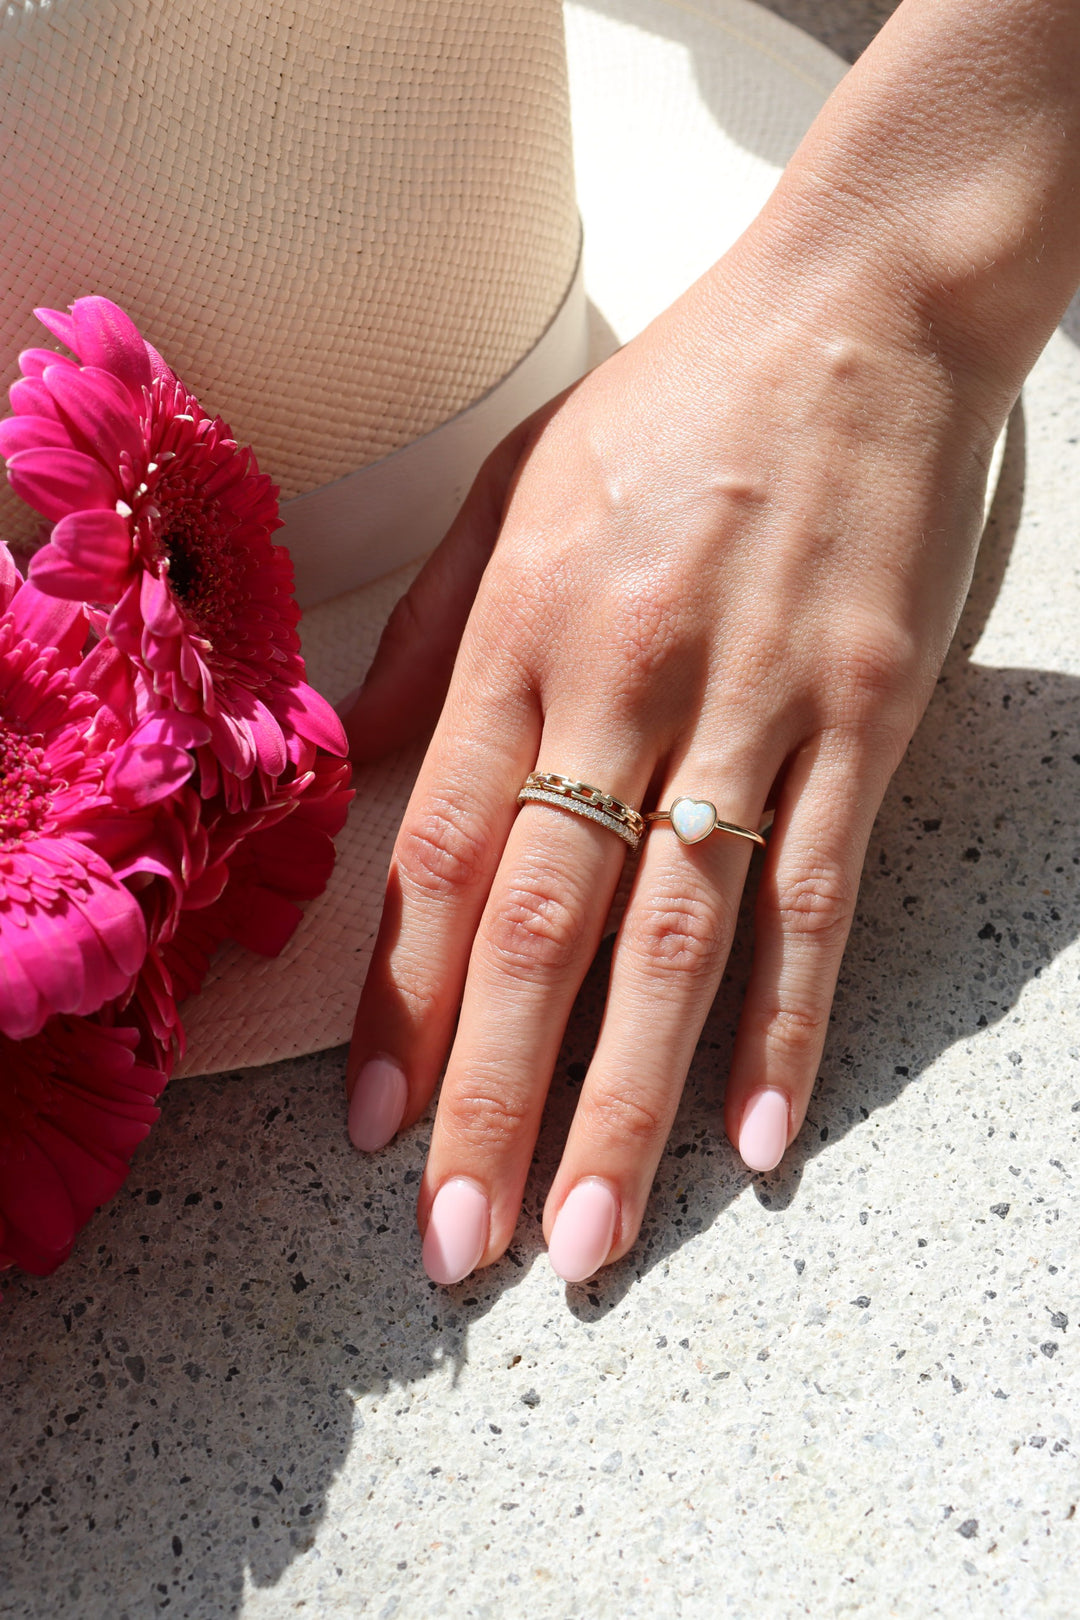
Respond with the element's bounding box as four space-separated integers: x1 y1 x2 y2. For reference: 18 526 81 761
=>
646 797 767 849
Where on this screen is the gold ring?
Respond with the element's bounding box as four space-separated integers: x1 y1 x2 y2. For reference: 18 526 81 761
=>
517 771 644 850
645 796 767 849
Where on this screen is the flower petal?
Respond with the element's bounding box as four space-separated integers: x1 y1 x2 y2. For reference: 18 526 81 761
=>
0 414 72 458
139 568 184 636
247 697 287 776
24 1116 129 1213
274 678 348 756
0 930 45 1039
48 507 134 582
18 347 79 380
0 1133 76 1258
107 713 208 807
43 364 143 466
70 297 153 404
6 446 117 520
65 873 147 982
8 579 87 661
8 375 63 421
0 541 21 613
27 546 117 603
33 305 79 353
21 903 88 1017
72 638 135 712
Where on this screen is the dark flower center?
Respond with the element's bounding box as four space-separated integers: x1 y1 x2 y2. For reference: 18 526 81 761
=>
0 725 52 847
158 485 245 649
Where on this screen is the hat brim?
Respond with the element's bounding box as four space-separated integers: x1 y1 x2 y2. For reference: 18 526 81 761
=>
174 1 975 1076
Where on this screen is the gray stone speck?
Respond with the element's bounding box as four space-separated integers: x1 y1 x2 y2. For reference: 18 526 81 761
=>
601 1452 622 1474
521 1389 541 1408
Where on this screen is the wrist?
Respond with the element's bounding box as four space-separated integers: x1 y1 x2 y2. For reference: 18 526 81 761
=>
714 0 1080 417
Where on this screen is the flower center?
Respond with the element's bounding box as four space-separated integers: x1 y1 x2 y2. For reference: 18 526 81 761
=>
158 486 245 648
0 724 52 846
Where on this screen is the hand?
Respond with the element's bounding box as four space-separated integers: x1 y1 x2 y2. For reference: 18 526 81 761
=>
341 225 1004 1286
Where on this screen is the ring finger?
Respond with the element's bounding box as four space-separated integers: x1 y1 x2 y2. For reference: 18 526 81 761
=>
541 739 785 1281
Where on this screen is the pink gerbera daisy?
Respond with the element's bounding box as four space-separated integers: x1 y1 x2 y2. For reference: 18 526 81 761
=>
0 543 203 1040
126 749 353 1059
0 1012 167 1277
0 297 344 789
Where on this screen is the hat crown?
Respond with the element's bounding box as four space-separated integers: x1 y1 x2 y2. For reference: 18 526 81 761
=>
0 0 579 535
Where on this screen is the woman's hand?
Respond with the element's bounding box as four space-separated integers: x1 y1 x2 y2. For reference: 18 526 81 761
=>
342 0 1080 1285
341 233 999 1284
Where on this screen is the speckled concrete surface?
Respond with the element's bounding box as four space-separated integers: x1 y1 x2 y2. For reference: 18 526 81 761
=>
3 3 1080 1617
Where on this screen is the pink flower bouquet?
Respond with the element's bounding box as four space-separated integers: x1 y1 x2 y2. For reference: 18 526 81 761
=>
0 298 353 1283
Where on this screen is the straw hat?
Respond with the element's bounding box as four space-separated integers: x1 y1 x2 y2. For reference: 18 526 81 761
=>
0 0 850 1075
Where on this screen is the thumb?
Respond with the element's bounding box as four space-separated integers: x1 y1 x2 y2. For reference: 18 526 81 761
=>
339 414 537 764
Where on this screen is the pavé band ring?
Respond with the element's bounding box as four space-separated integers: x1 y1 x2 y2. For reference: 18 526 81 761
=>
646 796 767 849
517 771 645 851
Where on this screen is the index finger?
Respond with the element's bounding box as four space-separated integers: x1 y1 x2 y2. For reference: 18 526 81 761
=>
346 638 540 1149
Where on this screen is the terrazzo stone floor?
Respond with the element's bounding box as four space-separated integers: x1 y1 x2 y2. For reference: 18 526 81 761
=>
4 2 1080 1616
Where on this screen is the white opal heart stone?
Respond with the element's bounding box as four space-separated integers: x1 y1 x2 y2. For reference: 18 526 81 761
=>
670 797 717 844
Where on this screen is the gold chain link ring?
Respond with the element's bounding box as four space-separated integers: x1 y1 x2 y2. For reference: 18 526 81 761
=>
517 771 644 850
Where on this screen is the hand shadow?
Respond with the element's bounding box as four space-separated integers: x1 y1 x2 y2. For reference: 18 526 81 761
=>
0 1044 538 1617
522 394 1079 1315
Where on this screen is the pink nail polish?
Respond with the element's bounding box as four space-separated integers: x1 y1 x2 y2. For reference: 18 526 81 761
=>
348 1056 407 1152
548 1179 618 1282
738 1089 789 1172
422 1179 489 1285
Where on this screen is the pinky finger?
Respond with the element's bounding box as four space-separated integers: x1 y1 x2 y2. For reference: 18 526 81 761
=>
724 732 897 1173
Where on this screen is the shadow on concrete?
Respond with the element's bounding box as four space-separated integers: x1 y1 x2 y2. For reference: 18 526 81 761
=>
0 1044 536 1618
551 394 1080 1318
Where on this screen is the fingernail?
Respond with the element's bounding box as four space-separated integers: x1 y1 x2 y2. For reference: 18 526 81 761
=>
347 1056 407 1152
738 1089 789 1172
334 684 362 717
548 1179 618 1282
422 1179 489 1285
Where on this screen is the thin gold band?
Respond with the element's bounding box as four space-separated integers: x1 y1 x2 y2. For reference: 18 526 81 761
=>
646 797 767 849
517 771 644 850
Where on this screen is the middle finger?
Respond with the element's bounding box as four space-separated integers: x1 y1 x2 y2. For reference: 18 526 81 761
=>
419 726 652 1284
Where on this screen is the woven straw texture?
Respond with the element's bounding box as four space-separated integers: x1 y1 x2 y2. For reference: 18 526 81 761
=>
175 0 854 1077
176 560 426 1076
0 0 579 544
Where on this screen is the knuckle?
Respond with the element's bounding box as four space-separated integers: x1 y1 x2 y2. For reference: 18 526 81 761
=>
376 953 444 1029
483 869 586 979
622 886 724 981
585 1084 668 1149
600 577 683 713
442 1076 533 1155
831 624 919 722
396 797 490 901
757 999 829 1060
771 863 854 945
